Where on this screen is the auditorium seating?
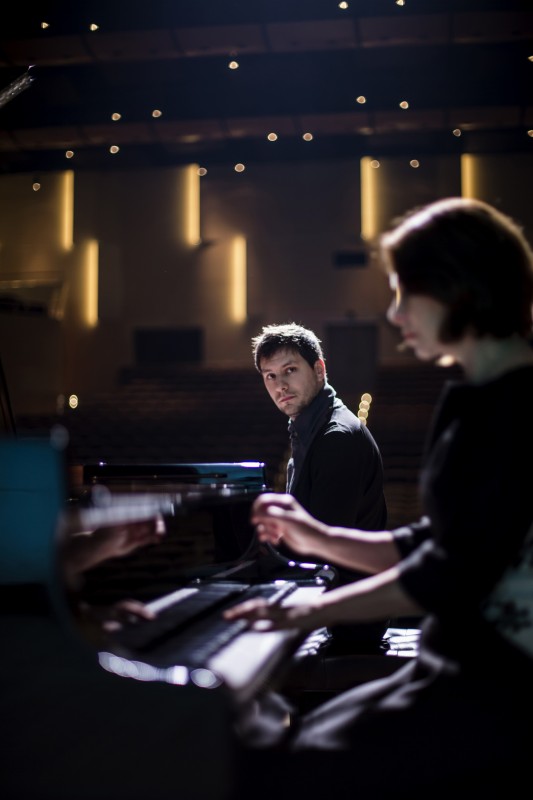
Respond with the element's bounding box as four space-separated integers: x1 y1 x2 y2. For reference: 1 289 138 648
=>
14 360 460 524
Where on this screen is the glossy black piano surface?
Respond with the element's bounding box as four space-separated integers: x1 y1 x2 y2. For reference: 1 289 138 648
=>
82 459 269 490
68 465 335 706
0 441 402 800
73 463 336 607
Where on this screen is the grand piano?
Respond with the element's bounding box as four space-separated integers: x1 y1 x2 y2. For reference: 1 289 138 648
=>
1 440 418 799
1 440 338 800
72 459 335 706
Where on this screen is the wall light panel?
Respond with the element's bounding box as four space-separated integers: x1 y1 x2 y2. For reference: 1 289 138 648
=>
231 235 247 323
184 164 201 246
360 156 379 241
461 154 479 198
61 170 74 251
84 239 99 327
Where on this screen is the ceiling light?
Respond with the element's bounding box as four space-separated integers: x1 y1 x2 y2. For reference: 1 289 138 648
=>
89 24 99 32
228 60 239 70
111 112 121 121
65 150 74 159
339 2 349 9
109 145 120 154
267 132 278 141
234 163 245 172
370 160 380 169
528 130 533 138
410 160 420 168
41 22 50 30
302 132 313 141
32 181 41 191
152 109 163 118
356 96 366 104
399 101 409 110
452 128 462 137
198 167 207 176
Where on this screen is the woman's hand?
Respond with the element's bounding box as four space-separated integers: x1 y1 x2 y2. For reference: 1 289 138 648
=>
223 595 327 633
251 493 329 558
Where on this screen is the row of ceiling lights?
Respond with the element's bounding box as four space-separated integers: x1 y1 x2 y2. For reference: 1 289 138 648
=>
28 153 477 190
37 2 409 32
18 8 533 178
29 12 533 143
33 125 532 168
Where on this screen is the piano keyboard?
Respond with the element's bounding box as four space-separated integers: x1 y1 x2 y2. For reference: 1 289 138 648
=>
106 580 326 705
111 579 299 662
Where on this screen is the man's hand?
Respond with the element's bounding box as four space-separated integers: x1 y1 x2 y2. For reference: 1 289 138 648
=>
100 599 157 632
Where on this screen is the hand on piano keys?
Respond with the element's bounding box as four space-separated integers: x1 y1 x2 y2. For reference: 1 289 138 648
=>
80 597 158 634
61 514 167 641
223 586 326 633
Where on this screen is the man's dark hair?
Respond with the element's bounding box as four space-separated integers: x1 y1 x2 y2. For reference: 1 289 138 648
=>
252 323 324 371
379 197 533 342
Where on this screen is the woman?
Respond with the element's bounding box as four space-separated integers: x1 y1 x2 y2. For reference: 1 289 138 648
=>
226 197 533 798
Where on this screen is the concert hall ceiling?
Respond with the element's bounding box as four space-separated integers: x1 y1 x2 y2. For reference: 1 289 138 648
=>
0 0 531 173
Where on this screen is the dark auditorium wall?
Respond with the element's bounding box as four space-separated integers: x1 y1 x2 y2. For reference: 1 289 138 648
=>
0 152 531 415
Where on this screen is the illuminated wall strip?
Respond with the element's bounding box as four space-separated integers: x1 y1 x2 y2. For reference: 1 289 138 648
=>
360 156 379 241
61 169 74 250
461 154 478 199
231 235 247 323
184 163 201 246
85 239 99 327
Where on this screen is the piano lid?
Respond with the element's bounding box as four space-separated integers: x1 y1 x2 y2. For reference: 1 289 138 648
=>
82 460 268 491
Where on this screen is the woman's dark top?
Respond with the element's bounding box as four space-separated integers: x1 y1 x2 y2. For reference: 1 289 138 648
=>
394 364 533 672
283 366 533 797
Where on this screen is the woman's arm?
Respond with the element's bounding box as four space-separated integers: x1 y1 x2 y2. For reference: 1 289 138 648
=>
225 565 422 632
251 493 401 574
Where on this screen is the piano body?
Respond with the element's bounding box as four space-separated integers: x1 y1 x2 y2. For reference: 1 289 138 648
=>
74 459 335 706
0 443 333 800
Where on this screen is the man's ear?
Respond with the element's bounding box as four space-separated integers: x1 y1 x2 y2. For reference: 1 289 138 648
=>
314 358 326 381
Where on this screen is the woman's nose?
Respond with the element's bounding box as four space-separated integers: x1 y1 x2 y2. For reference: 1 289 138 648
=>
386 298 401 326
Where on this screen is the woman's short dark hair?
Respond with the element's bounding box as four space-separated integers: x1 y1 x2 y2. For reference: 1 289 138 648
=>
252 323 324 370
379 197 533 342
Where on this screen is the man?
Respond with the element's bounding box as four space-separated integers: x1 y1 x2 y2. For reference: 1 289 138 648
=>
252 322 388 652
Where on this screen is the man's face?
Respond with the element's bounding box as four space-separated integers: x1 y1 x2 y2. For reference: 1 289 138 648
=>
259 347 325 419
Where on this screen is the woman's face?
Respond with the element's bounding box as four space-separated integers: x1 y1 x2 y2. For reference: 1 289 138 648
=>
387 273 449 362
